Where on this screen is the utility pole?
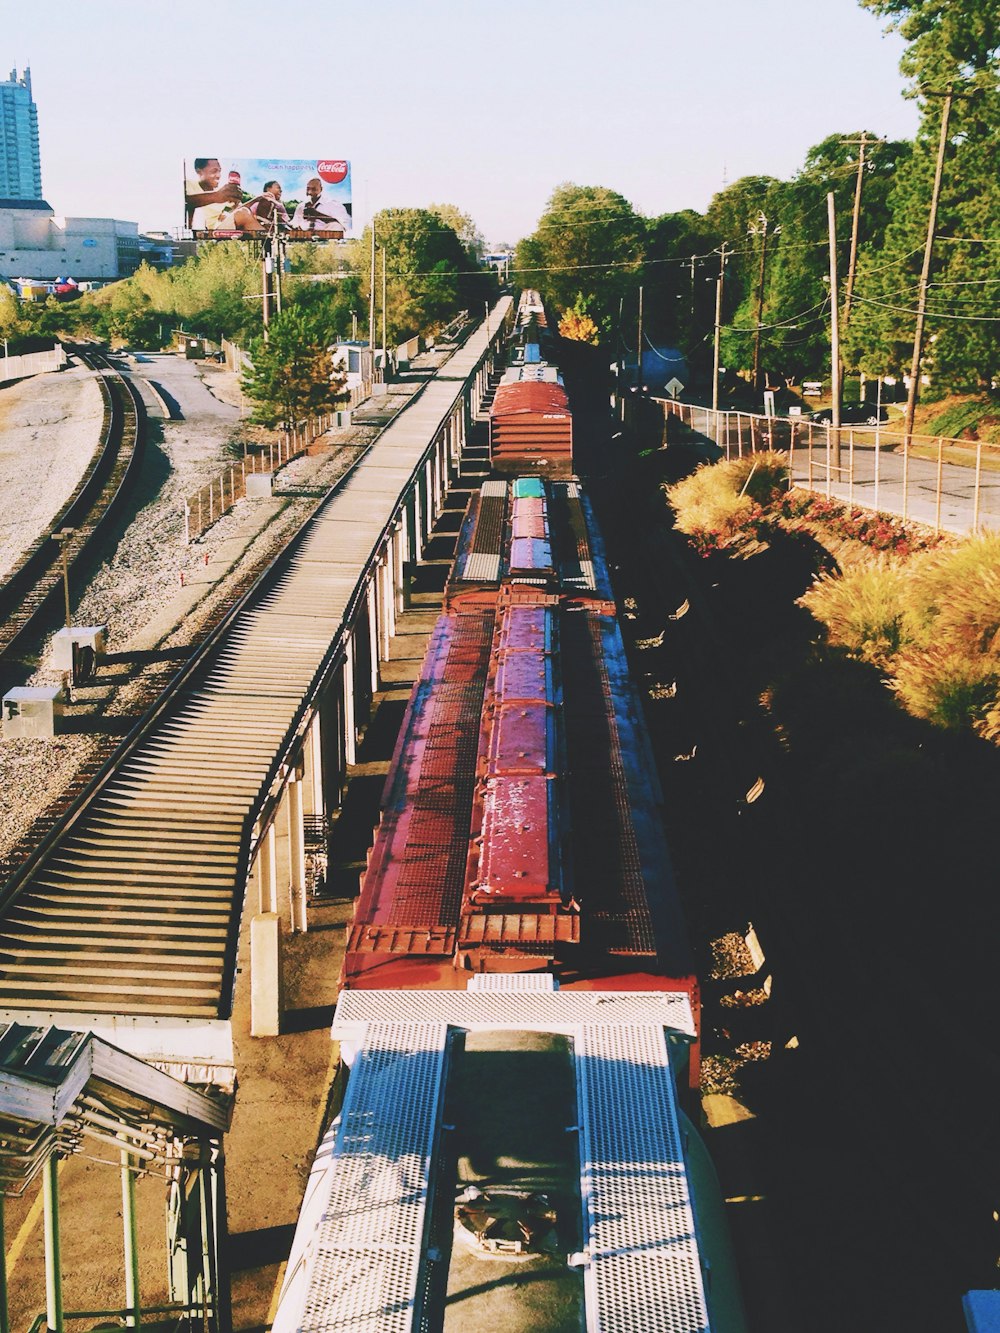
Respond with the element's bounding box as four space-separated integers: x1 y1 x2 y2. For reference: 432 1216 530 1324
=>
381 244 387 371
261 240 272 337
368 219 377 374
635 285 644 393
828 192 842 472
749 213 778 392
841 132 882 332
903 87 953 447
712 244 729 413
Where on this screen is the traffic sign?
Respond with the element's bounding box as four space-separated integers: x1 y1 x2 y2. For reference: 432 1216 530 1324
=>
665 377 684 400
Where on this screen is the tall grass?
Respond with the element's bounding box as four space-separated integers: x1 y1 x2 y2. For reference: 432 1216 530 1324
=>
800 560 910 667
803 531 1000 738
664 452 788 553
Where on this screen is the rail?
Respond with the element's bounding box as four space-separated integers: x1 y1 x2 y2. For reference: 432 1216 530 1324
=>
182 380 373 544
0 308 509 1019
0 348 146 665
638 396 1000 537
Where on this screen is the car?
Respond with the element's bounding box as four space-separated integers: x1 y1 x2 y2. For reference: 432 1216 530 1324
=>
811 403 889 426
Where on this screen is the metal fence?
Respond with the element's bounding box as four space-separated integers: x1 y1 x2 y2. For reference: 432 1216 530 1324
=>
183 381 372 544
642 397 1000 538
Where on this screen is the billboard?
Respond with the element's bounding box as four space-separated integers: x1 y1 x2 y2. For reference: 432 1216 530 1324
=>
184 158 352 240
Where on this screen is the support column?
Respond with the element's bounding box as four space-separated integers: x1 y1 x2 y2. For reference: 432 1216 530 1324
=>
121 1148 141 1330
258 823 277 915
43 1156 63 1333
0 1194 9 1333
305 711 323 818
392 523 405 614
289 776 307 934
343 638 357 766
366 579 379 694
412 483 424 563
250 914 282 1036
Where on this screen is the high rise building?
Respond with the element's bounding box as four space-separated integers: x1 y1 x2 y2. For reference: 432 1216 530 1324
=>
0 66 42 200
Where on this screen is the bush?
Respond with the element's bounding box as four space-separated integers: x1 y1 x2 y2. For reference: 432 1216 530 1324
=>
891 647 1000 734
800 559 910 666
664 452 788 554
899 532 1000 656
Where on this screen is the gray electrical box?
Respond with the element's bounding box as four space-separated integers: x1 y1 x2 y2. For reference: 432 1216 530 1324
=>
51 625 108 675
2 686 65 739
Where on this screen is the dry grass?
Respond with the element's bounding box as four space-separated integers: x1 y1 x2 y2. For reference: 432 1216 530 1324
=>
800 558 910 667
803 531 1000 738
664 451 788 553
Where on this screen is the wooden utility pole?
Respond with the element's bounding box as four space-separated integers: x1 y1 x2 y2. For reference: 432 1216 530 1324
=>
381 244 387 369
750 213 776 392
636 285 644 392
828 192 842 471
841 132 881 332
712 244 729 413
903 87 953 446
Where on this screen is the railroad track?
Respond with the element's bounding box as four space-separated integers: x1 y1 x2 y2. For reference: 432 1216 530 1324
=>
0 335 499 1013
0 346 145 669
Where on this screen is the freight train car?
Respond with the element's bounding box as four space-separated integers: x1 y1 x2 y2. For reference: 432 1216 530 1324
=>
343 470 700 1081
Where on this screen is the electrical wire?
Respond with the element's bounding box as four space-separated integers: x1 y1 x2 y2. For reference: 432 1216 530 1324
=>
851 294 1000 323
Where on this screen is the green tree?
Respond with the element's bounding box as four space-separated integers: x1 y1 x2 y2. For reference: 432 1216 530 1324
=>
515 184 645 338
241 307 347 426
360 207 493 344
849 0 1000 392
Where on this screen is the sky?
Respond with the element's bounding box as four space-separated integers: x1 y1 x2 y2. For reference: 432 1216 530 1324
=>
3 0 921 245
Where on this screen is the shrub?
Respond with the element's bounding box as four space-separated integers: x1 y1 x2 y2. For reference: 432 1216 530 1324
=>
899 532 1000 656
664 452 788 554
891 647 1000 734
800 559 910 666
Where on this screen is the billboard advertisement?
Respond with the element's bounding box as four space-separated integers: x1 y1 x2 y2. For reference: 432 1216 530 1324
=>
184 158 352 240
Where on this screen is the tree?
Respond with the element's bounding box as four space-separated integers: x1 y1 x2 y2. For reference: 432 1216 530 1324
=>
849 0 1000 392
515 184 645 338
558 295 600 345
359 207 493 344
241 307 347 426
428 203 486 262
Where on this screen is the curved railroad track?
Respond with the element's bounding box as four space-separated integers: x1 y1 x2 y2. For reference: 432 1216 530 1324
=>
0 346 145 669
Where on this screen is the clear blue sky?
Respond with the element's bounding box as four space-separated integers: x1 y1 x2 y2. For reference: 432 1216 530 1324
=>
6 0 919 245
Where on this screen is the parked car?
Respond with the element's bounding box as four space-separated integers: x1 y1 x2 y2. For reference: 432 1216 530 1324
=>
811 402 889 426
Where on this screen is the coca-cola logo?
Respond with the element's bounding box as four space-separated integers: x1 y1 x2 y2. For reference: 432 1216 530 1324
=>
317 160 348 184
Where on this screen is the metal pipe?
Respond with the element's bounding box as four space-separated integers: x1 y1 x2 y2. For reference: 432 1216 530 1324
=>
43 1156 63 1333
121 1149 141 1330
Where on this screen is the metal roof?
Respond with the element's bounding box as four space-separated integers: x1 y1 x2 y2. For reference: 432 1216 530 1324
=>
0 301 512 1023
0 1021 228 1195
273 984 703 1333
491 382 570 419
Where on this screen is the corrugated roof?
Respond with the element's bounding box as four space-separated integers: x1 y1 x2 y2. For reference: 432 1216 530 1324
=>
491 381 570 419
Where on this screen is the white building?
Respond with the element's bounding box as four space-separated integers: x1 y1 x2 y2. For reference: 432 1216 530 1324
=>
0 198 142 282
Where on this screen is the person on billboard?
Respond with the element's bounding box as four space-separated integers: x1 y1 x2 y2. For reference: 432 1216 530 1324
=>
185 159 241 231
247 181 292 231
290 178 350 235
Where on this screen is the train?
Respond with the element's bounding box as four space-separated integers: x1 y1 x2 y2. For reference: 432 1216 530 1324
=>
271 292 742 1333
342 289 701 1083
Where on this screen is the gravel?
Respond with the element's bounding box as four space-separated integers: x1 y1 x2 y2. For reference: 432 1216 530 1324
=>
0 355 434 862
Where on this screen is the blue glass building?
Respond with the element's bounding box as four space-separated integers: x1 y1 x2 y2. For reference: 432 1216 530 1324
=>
0 67 42 200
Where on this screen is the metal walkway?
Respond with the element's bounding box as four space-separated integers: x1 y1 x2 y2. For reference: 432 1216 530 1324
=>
0 306 510 1020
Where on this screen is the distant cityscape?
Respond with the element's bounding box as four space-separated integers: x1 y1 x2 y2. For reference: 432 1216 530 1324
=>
0 65 175 295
